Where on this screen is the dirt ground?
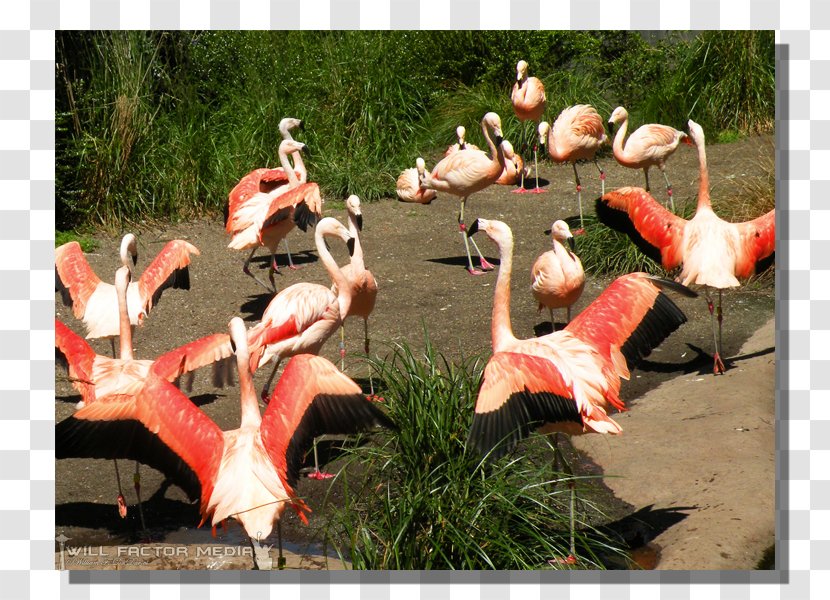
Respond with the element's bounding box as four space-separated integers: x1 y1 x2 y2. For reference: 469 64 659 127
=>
54 133 776 570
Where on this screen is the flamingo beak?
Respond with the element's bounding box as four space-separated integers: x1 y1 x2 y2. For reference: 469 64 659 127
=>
567 236 575 252
607 121 615 136
356 214 363 231
347 237 356 256
543 228 552 235
466 219 480 238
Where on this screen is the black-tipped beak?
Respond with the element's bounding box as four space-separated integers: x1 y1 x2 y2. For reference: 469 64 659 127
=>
299 120 305 131
356 214 363 231
567 237 575 252
543 228 552 235
466 219 480 238
607 122 615 136
347 237 356 256
230 337 237 354
132 254 138 266
495 135 504 145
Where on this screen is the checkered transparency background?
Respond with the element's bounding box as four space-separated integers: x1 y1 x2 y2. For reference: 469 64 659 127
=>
0 0 820 597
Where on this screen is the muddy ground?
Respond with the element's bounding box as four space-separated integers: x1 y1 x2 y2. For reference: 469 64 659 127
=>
54 133 776 570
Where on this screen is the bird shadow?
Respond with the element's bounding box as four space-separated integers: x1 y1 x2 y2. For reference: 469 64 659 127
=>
514 176 551 191
249 250 318 270
56 393 82 405
239 292 275 322
426 255 500 270
635 343 774 376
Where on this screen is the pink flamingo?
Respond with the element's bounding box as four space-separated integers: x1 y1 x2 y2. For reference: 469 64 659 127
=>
331 195 378 372
56 234 199 351
511 60 547 192
607 106 690 211
444 125 480 156
495 140 528 187
538 105 608 227
418 112 508 275
465 218 695 557
596 120 775 374
59 315 392 569
530 220 585 330
396 158 438 205
227 137 322 291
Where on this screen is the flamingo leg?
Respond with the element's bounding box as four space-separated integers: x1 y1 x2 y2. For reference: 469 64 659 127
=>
242 248 275 293
339 324 346 371
459 198 485 275
365 318 375 397
469 236 495 271
594 159 606 197
572 163 584 228
308 437 335 480
284 237 300 270
707 294 726 374
661 168 675 212
549 307 555 332
114 459 127 519
551 433 577 559
260 359 282 402
530 144 546 193
643 168 651 193
133 462 148 539
109 338 117 358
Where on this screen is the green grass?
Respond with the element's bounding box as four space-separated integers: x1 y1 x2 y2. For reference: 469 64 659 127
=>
55 230 97 252
322 338 628 570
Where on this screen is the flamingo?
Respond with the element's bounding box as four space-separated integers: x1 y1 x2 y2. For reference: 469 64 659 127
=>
418 112 508 275
539 104 608 227
511 60 546 192
246 217 355 406
444 125 480 156
59 316 393 569
331 195 378 373
396 158 438 205
495 140 529 187
55 266 234 529
226 137 323 291
530 220 585 331
595 119 775 374
465 218 695 557
55 234 199 351
607 106 690 212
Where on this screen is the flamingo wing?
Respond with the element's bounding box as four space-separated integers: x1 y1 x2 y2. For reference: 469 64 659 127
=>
564 273 695 375
260 354 394 490
553 105 605 146
734 209 776 279
467 352 582 461
262 182 322 234
428 150 494 191
626 124 684 160
227 169 270 231
55 242 102 320
55 318 97 404
137 240 200 312
596 186 688 269
151 332 235 387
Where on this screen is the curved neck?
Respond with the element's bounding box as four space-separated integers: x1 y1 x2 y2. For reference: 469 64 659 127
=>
316 229 351 316
292 151 307 184
481 118 499 164
234 333 261 428
696 136 711 211
115 280 133 360
278 146 300 187
612 115 629 155
347 213 365 273
491 236 517 351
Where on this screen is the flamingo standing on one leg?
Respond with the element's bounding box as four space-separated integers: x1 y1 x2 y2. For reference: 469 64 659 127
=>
607 106 690 212
465 218 695 558
539 105 608 227
530 220 585 332
495 140 529 187
58 316 393 569
331 195 378 374
595 119 775 374
226 138 323 291
511 60 546 193
55 234 199 350
396 158 438 205
444 125 480 156
418 112 508 275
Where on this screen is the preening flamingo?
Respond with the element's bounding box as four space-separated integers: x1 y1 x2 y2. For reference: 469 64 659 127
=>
444 125 480 156
539 104 608 227
607 106 690 212
465 218 695 557
596 119 775 374
418 112 508 275
396 158 438 205
246 217 355 405
226 137 323 291
331 195 378 372
495 140 528 187
59 316 393 569
511 60 546 192
55 266 234 528
55 234 199 349
530 220 585 331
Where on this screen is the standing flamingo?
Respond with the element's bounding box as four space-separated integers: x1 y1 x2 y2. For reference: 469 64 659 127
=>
55 266 235 529
418 112 508 275
595 120 775 374
246 217 355 406
607 106 690 211
511 60 546 192
331 195 378 373
396 158 438 205
539 105 608 227
55 234 199 350
495 140 528 187
444 125 480 156
530 220 585 331
465 218 695 557
59 316 393 569
226 138 322 291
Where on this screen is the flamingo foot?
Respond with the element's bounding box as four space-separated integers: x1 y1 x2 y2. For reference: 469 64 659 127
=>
287 264 301 271
572 228 586 236
548 555 578 566
511 187 529 194
117 493 127 519
713 352 726 375
307 470 335 480
528 186 546 194
479 258 495 271
261 388 271 403
467 267 486 276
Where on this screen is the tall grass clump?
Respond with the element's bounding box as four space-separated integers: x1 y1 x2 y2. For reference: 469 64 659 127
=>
323 339 626 569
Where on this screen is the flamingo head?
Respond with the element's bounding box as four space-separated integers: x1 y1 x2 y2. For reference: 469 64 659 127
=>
466 218 513 249
608 106 628 126
456 125 467 146
278 117 303 138
537 121 550 146
687 119 705 147
228 316 250 362
516 59 528 81
501 140 515 159
416 157 426 175
550 220 575 251
279 139 307 157
483 112 503 142
316 216 355 257
346 194 363 230
120 233 138 269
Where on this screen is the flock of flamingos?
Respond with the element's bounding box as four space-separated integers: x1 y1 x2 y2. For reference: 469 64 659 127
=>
54 60 776 569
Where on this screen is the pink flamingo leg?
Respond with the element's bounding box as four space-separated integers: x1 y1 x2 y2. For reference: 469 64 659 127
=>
529 145 546 194
243 248 276 293
707 295 726 374
573 163 584 228
459 198 485 275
